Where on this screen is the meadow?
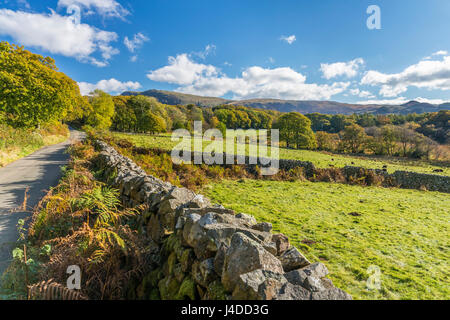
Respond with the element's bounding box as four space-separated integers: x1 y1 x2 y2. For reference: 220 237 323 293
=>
202 179 450 300
112 132 450 176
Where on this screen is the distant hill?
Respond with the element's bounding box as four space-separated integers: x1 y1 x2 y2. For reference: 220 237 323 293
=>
122 89 449 115
122 89 230 107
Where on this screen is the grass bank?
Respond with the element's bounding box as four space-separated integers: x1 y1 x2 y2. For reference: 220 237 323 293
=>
112 132 450 176
0 123 69 167
202 179 450 300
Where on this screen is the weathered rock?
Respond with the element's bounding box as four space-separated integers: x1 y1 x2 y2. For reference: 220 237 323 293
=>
252 222 273 233
182 213 201 247
204 280 228 300
222 233 284 292
165 187 197 204
275 283 312 300
311 286 352 300
285 262 329 286
158 275 180 300
186 194 212 209
235 213 257 227
279 247 310 272
272 234 290 255
232 269 287 300
148 214 163 243
262 242 278 256
177 276 197 300
192 258 218 288
180 248 195 273
213 243 228 276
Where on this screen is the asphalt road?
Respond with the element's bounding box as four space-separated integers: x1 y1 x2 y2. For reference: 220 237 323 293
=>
0 129 84 275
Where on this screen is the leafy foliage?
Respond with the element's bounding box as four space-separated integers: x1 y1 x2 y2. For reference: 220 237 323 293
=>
0 42 82 127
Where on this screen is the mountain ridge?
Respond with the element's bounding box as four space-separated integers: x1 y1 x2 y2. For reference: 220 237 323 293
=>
122 89 449 115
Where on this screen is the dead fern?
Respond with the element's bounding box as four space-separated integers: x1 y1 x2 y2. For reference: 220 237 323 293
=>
28 279 88 300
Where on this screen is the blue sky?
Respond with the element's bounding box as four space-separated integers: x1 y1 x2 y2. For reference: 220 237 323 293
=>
1 0 450 104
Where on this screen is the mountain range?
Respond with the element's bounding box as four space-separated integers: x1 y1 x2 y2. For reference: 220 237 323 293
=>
122 89 449 115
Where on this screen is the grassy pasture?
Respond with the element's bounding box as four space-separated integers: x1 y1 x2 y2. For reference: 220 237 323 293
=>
112 132 450 176
202 179 450 300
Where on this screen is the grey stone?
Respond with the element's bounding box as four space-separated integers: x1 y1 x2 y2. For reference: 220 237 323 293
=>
279 247 310 272
272 234 290 255
222 233 284 292
252 222 273 233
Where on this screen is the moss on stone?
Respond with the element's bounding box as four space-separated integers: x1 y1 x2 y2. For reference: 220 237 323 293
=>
168 251 177 275
158 276 181 300
177 276 197 300
206 281 228 300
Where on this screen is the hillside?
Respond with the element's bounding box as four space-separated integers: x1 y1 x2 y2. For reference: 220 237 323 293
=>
122 89 230 107
122 89 449 115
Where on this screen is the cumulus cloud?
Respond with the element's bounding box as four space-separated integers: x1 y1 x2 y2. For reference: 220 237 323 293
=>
147 53 218 86
124 32 149 53
361 54 450 97
320 58 364 79
78 78 141 95
350 88 375 98
356 96 448 105
280 35 296 45
0 9 119 67
147 53 350 100
57 0 129 19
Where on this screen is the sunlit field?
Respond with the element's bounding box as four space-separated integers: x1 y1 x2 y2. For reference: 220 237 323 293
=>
202 179 450 300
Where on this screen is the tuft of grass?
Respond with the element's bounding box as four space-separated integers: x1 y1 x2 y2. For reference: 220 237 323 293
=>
202 179 450 300
0 122 69 167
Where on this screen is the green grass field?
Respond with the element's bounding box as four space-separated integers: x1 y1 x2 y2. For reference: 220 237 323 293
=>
202 179 450 300
112 132 450 176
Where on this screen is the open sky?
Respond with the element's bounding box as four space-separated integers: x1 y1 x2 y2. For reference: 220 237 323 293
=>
1 0 450 104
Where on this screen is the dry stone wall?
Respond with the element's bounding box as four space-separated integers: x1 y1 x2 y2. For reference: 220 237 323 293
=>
94 141 352 300
169 149 450 193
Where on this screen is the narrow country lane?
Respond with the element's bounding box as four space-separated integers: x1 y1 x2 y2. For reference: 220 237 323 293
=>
0 130 85 275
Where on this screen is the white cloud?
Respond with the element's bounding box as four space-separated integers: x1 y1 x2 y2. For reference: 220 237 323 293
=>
356 96 448 105
320 58 364 79
147 53 218 86
350 88 374 98
57 0 129 19
147 53 350 100
433 50 448 56
193 44 216 59
280 35 296 45
361 54 450 97
124 32 149 53
78 78 141 95
0 9 119 66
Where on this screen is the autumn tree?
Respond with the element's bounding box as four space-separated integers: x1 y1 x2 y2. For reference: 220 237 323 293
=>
339 124 367 153
86 90 115 129
274 112 317 149
0 42 82 127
